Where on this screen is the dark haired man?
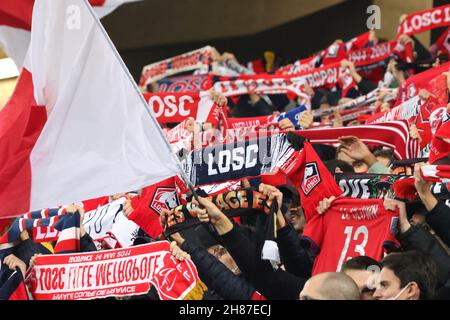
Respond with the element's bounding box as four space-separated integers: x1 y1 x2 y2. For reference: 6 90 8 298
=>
373 251 438 300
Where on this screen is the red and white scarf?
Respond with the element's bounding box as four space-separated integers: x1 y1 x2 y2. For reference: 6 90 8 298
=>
397 4 450 37
213 62 356 97
397 61 450 105
210 74 310 98
422 165 450 183
139 46 213 88
430 26 450 58
144 91 220 125
25 241 199 300
293 120 421 160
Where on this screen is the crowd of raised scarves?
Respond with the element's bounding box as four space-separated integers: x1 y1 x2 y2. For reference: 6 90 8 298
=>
1 4 450 301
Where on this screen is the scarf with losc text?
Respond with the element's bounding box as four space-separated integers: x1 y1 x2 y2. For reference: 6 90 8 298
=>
144 91 220 125
396 4 450 37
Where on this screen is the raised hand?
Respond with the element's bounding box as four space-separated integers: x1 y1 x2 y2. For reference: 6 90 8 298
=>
317 196 336 215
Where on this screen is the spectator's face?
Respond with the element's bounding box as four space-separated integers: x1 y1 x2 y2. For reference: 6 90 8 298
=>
373 267 416 300
352 160 369 173
288 207 306 233
320 103 331 122
376 156 390 167
337 151 369 173
410 213 426 226
344 269 376 300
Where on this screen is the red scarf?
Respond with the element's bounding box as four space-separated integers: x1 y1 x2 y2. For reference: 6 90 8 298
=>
139 46 212 88
26 241 199 300
143 91 220 125
210 74 310 98
293 120 420 160
430 27 450 58
280 142 342 221
128 177 180 238
397 61 450 104
397 4 450 37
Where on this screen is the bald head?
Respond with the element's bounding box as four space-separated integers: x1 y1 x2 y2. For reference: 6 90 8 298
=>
300 272 360 300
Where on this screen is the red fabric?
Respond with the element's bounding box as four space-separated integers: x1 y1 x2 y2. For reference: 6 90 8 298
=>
89 0 107 5
128 177 179 238
392 177 417 202
302 197 399 275
82 196 110 212
430 119 450 164
397 4 450 37
397 61 450 104
276 56 316 75
248 59 265 74
251 291 267 300
350 41 395 67
0 218 13 236
345 31 372 52
143 92 219 125
322 42 348 66
0 0 33 30
224 114 276 129
0 0 119 31
282 142 342 221
7 270 29 300
0 69 46 218
292 121 419 160
431 27 450 58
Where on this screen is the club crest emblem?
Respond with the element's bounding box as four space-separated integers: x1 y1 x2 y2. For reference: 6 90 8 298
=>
150 187 180 214
301 162 321 195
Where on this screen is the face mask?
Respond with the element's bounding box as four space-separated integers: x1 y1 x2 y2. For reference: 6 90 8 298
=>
387 283 411 300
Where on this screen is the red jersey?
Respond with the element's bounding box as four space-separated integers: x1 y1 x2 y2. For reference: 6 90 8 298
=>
302 197 399 275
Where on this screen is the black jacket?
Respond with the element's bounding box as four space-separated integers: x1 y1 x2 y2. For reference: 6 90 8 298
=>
426 201 450 247
220 226 306 300
396 225 450 290
277 223 314 278
80 233 97 252
181 241 257 300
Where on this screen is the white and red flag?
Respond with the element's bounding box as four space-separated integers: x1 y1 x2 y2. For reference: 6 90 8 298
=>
0 0 140 68
0 0 179 218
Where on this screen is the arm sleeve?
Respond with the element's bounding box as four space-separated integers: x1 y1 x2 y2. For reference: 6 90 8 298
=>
79 233 97 252
220 225 306 300
181 241 256 300
396 225 450 287
277 223 314 278
426 201 450 247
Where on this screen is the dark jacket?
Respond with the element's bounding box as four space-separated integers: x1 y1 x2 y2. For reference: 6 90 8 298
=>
229 95 273 118
14 239 51 268
277 223 314 278
220 226 306 300
80 233 97 252
181 241 257 300
396 225 450 290
426 201 450 247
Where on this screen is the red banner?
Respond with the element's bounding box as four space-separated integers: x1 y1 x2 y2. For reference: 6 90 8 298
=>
397 4 450 37
143 91 219 124
25 241 199 300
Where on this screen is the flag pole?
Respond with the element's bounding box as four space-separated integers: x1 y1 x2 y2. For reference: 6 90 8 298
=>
83 0 199 199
